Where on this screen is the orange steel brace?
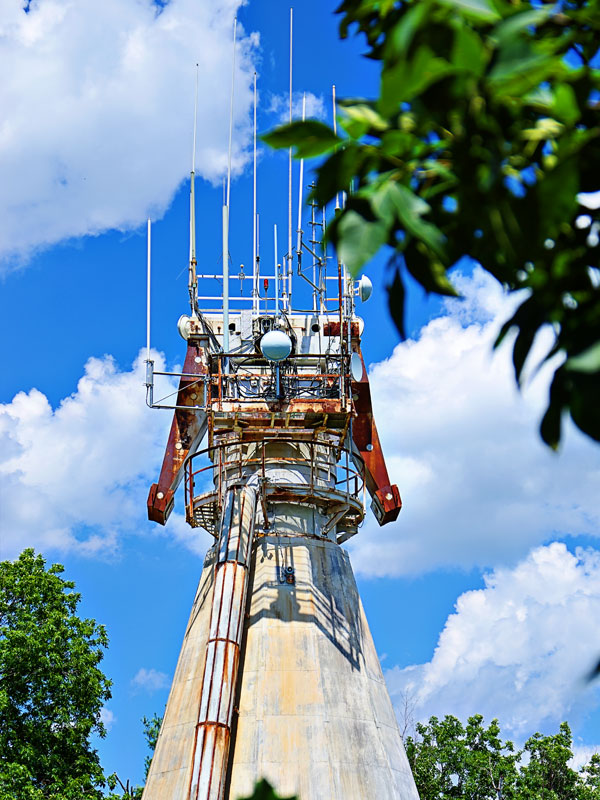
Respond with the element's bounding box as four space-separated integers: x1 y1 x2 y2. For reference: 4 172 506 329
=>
147 337 209 525
351 349 402 526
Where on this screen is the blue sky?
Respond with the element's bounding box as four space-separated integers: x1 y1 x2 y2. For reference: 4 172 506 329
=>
1 0 599 788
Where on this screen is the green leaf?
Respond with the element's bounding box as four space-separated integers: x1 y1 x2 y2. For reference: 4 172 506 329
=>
385 183 447 258
340 103 389 139
334 209 389 275
380 47 455 113
538 159 579 239
540 375 563 450
313 146 369 207
552 84 581 126
261 120 341 158
386 265 407 338
565 341 600 373
451 24 488 76
491 6 556 46
383 1 430 62
438 0 501 23
405 249 459 296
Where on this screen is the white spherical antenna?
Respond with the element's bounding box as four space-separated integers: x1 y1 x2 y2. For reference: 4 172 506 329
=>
357 274 373 302
177 314 192 340
350 352 364 382
260 329 292 362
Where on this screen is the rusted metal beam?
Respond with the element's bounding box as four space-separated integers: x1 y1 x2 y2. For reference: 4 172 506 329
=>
147 336 209 525
351 349 402 526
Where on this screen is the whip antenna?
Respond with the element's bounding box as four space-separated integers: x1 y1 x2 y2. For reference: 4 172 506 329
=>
287 7 293 310
188 64 199 313
223 17 237 356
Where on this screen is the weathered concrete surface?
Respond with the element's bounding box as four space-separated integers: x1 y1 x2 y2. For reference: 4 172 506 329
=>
142 548 215 800
143 530 419 800
227 535 419 800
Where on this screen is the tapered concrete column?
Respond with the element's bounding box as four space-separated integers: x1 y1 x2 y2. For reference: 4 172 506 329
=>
226 535 419 800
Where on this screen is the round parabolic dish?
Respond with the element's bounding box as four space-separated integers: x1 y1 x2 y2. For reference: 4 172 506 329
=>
260 329 292 361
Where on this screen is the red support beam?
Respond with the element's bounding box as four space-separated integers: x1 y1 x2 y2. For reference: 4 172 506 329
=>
147 338 208 525
351 349 402 526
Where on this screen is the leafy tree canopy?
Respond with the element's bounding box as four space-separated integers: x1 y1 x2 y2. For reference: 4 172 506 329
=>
264 0 600 449
0 549 112 800
406 714 600 799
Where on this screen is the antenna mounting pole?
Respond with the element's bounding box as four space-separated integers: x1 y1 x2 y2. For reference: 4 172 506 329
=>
253 71 258 315
296 91 306 277
223 17 237 357
189 65 199 314
287 7 293 311
146 219 151 361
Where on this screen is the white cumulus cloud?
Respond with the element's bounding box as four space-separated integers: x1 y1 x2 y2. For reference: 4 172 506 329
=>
131 667 170 693
0 349 211 558
99 707 117 731
267 91 326 124
348 268 600 577
0 0 258 267
385 542 600 738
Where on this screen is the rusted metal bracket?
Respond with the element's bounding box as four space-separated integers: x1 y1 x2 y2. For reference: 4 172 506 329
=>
321 506 347 537
350 348 402 526
147 335 209 525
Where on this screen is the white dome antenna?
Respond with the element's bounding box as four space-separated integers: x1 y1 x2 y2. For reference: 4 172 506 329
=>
357 274 373 302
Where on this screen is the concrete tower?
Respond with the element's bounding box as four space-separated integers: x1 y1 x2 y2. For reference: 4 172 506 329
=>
141 44 419 800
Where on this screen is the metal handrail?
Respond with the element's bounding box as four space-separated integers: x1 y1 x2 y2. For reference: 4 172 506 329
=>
184 435 364 520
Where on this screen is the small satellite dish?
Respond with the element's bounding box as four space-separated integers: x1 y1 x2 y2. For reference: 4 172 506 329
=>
357 274 373 302
177 315 192 341
350 352 364 382
260 329 292 362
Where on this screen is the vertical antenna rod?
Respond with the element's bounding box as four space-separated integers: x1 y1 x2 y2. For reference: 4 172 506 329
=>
296 92 306 266
287 7 293 311
146 219 151 361
189 65 199 314
252 72 258 314
274 224 279 316
333 85 340 212
223 17 237 355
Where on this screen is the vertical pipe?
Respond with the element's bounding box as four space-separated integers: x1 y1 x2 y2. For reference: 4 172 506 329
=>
287 7 293 311
252 72 257 315
146 219 151 361
188 484 257 800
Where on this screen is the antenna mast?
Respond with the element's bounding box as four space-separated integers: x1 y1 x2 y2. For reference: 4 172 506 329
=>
287 7 293 311
223 17 237 356
296 92 306 287
252 72 258 314
189 65 199 314
146 219 151 360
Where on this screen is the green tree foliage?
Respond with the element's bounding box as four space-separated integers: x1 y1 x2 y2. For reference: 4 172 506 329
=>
141 713 162 780
406 714 600 799
0 549 111 800
239 779 297 800
264 0 600 449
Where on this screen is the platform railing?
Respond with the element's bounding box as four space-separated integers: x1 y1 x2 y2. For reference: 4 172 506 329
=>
145 353 352 411
184 435 365 525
